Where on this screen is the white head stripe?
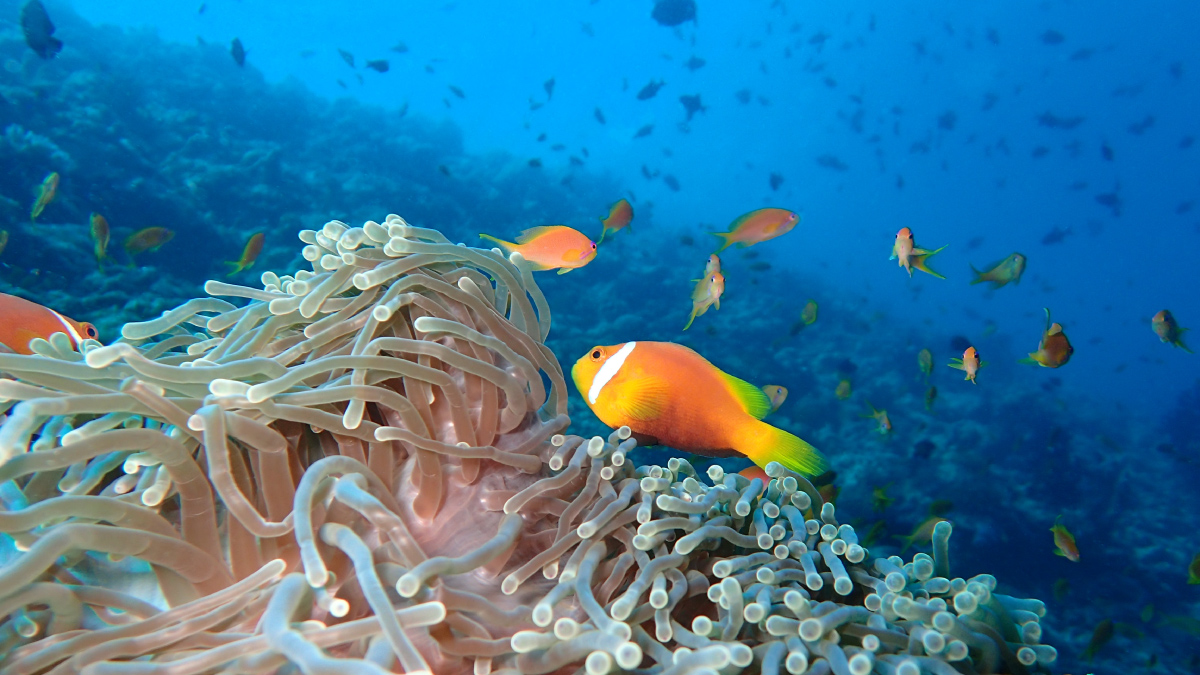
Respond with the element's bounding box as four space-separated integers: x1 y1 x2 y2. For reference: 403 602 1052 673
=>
589 342 636 405
49 309 84 346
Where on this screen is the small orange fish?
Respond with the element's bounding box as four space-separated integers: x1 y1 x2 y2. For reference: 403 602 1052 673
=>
1022 308 1074 368
710 208 799 252
835 379 852 400
480 225 596 274
761 385 787 413
124 227 175 258
684 269 724 331
895 516 948 553
227 232 265 276
890 227 946 279
1152 310 1191 353
572 341 825 474
862 400 892 435
970 252 1026 288
0 293 98 355
597 199 633 244
30 172 59 221
1050 516 1079 561
90 213 111 269
949 346 983 383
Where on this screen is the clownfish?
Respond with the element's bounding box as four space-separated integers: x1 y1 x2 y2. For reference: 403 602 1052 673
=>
597 199 633 244
572 341 826 475
480 225 596 274
0 292 98 355
890 227 946 279
949 346 983 383
710 208 799 252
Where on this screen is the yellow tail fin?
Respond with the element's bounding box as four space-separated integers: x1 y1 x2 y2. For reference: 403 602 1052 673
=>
710 231 734 253
479 233 516 253
740 419 826 476
912 245 947 279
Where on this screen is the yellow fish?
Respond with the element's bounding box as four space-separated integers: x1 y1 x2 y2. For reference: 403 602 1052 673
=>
761 385 787 413
895 516 948 553
835 378 852 400
30 172 59 221
90 213 111 269
1050 516 1079 561
1021 308 1074 368
890 227 946 279
970 252 1026 288
801 299 818 325
0 230 8 258
684 269 724 331
124 227 175 259
480 225 596 274
861 400 892 434
227 232 266 276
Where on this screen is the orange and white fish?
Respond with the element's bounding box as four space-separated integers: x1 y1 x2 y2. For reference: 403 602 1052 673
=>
862 400 892 434
1050 516 1080 562
1152 309 1191 353
890 227 947 279
30 172 59 221
1021 308 1074 368
597 199 633 244
226 232 265 276
124 227 175 258
90 213 111 269
948 346 983 383
480 225 596 274
711 208 799 252
684 269 724 331
0 293 98 355
762 385 788 413
970 252 1026 288
572 341 826 475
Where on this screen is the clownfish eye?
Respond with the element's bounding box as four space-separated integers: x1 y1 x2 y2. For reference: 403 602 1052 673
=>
85 325 97 338
591 349 603 360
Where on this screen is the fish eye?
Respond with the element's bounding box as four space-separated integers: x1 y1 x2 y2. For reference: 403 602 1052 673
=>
85 325 97 338
591 243 596 249
591 348 603 360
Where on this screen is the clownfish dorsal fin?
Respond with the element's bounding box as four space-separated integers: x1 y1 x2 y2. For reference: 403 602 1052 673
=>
719 372 772 420
611 375 670 421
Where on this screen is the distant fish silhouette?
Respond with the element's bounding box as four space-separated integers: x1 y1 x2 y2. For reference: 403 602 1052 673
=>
734 88 752 104
338 49 355 68
663 174 680 191
816 154 848 171
1041 226 1072 245
594 107 606 124
769 172 784 191
685 56 706 71
1100 142 1114 160
449 85 466 99
651 0 696 27
390 41 409 53
365 59 389 73
637 80 665 100
230 38 246 67
1037 112 1084 129
544 77 555 99
679 94 706 121
21 0 62 59
1041 29 1065 45
633 124 654 139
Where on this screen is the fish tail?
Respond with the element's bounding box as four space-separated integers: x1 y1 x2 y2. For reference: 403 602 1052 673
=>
1018 355 1040 366
478 233 516 253
710 231 733 253
968 265 986 285
225 260 247 277
683 306 699 331
741 419 826 477
912 246 947 279
596 227 608 245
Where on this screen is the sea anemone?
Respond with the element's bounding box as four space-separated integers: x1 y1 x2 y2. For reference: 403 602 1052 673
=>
0 215 1054 674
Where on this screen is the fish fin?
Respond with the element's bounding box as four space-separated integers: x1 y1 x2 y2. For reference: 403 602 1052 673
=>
224 261 247 277
710 231 733 253
596 227 608 245
1018 356 1039 366
947 358 964 370
714 296 720 311
741 420 825 476
969 265 986 285
683 307 698 331
515 225 562 244
611 376 669 421
557 267 571 275
912 246 947 279
718 372 772 419
1042 307 1052 331
478 233 516 252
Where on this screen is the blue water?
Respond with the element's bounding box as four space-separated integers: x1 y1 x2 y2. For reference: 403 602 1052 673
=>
4 0 1200 671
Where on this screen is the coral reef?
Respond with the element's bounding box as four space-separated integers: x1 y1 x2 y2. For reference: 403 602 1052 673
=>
0 216 1053 673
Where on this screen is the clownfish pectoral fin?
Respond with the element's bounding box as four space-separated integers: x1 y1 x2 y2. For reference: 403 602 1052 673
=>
718 372 772 420
611 376 670 421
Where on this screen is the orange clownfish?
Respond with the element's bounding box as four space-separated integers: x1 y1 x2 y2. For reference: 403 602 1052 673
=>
480 225 596 274
597 199 633 244
572 341 826 475
227 232 265 276
0 293 98 355
949 346 983 383
1021 308 1074 368
970 252 1026 288
684 270 724 331
711 208 799 252
890 227 946 279
1152 309 1191 353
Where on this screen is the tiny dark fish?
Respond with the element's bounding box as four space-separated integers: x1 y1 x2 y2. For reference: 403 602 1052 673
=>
569 156 584 167
581 147 589 157
528 158 542 168
679 94 707 121
663 174 681 191
1176 201 1193 215
651 0 697 27
1037 112 1084 130
594 107 607 124
581 22 594 37
365 59 389 73
633 124 655 139
338 48 355 68
536 133 547 142
986 28 999 45
1169 61 1183 81
637 80 666 100
544 77 556 99
749 261 771 271
397 102 409 118
982 92 999 111
1101 143 1114 161
1067 181 1087 191
391 41 409 53
438 165 450 177
685 56 706 71
449 85 466 98
1181 136 1195 149
529 100 544 111
816 154 848 171
914 439 936 460
937 111 957 130
21 0 62 59
1041 29 1065 45
1031 146 1050 158
1095 191 1123 216
198 3 206 14
1128 115 1155 135
550 143 565 151
336 79 347 89
734 89 752 104
1041 226 1073 245
1069 47 1094 61
641 164 658 179
769 172 784 191
230 38 246 67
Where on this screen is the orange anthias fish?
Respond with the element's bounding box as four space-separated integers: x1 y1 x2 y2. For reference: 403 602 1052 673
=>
890 227 947 279
90 213 111 269
0 293 98 355
597 199 633 244
761 385 788 413
710 207 799 252
30 172 59 221
949 346 983 383
896 516 948 553
684 269 724 330
124 227 175 258
1022 308 1074 368
970 252 1026 288
1051 516 1080 561
227 232 266 276
572 341 826 475
1152 309 1192 353
480 225 596 274
862 400 892 435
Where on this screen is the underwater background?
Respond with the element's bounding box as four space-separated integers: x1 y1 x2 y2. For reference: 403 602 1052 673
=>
1 0 1199 672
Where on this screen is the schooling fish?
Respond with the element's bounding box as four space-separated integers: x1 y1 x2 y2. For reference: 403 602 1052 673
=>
1081 620 1113 661
948 346 983 383
924 385 937 411
861 400 892 435
227 232 265 276
230 38 246 67
124 227 175 258
636 79 665 100
1021 308 1074 368
970 252 1026 288
761 385 788 413
597 199 634 244
30 172 59 221
711 208 799 252
1152 309 1191 353
895 516 948 553
1050 516 1080 561
365 59 389 73
0 293 98 355
683 269 724 331
835 379 852 400
680 94 707 121
90 213 111 269
20 0 62 59
572 341 825 474
890 227 946 278
917 348 933 381
480 225 596 274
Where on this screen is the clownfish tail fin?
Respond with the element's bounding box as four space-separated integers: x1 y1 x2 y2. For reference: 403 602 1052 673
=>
741 420 826 477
